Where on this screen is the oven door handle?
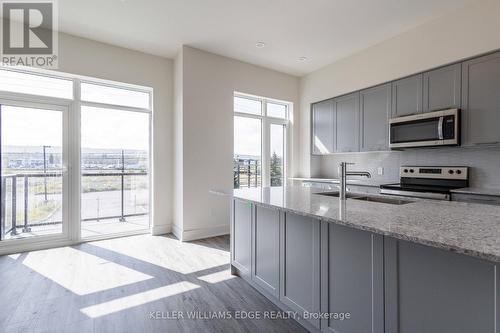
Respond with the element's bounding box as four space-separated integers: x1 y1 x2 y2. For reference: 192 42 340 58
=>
438 116 444 140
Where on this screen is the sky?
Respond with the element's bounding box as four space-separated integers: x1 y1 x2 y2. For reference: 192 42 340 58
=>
1 105 149 151
234 116 284 158
81 106 149 151
1 106 62 147
3 103 281 157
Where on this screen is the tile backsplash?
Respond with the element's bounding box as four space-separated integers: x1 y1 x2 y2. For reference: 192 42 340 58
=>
314 146 500 188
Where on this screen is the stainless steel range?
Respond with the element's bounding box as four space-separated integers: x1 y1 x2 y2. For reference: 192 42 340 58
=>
380 166 469 200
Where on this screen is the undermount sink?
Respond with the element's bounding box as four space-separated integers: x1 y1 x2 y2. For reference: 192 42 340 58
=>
350 195 413 205
315 192 413 205
315 191 360 198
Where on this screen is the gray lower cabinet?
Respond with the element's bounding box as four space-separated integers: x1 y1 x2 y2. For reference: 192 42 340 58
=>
280 212 321 329
462 51 500 146
334 92 360 152
423 63 461 112
312 99 335 154
320 223 384 333
233 200 500 333
384 238 499 333
252 205 280 298
391 74 423 117
359 84 391 151
232 199 252 275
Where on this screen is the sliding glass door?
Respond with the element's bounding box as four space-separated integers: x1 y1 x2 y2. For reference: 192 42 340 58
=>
0 101 68 241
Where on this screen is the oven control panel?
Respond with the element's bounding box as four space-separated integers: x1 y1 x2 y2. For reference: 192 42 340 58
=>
400 166 468 180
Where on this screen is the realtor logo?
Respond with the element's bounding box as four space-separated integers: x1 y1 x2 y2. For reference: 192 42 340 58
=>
1 0 58 68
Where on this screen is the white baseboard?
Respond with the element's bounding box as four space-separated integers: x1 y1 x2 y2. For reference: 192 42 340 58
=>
151 224 172 236
181 224 229 242
171 224 183 240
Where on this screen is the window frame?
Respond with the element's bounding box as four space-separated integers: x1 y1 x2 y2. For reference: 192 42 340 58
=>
0 66 153 254
234 93 290 188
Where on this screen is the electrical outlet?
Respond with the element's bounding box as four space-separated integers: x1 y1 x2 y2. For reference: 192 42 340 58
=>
377 167 384 175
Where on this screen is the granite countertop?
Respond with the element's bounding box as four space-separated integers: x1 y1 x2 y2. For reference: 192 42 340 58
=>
233 186 500 263
288 177 339 183
450 187 500 196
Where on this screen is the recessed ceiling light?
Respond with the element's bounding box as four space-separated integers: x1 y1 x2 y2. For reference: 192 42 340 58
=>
298 56 308 61
255 42 266 48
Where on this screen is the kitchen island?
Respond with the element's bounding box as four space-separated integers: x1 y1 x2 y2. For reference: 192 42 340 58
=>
229 186 500 333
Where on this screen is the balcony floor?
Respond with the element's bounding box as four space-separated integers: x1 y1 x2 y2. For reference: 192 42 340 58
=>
81 215 149 238
3 215 149 240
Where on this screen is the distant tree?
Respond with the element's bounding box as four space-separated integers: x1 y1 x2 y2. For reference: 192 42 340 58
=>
270 151 282 186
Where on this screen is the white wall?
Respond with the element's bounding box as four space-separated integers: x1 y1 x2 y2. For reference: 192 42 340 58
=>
175 46 299 241
173 49 184 236
299 0 500 177
58 33 174 234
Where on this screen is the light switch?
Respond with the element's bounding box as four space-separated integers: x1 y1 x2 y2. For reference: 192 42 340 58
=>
377 167 384 175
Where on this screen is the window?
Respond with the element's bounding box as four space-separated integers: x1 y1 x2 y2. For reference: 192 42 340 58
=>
234 116 262 188
0 66 152 245
0 69 73 99
234 96 262 115
270 124 285 186
80 106 150 238
233 94 290 189
267 102 287 119
81 82 150 109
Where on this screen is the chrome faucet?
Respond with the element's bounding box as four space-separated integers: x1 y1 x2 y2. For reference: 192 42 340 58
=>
338 162 371 200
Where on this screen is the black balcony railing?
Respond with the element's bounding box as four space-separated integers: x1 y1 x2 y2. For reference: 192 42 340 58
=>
0 171 148 239
233 159 261 189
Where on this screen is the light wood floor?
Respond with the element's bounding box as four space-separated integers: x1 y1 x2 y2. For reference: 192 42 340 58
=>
0 234 306 333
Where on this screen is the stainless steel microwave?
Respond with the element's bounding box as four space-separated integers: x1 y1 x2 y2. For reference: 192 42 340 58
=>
389 109 460 149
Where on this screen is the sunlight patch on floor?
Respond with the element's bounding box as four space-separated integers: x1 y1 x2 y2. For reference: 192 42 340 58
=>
91 235 229 275
80 281 200 318
22 246 153 295
8 253 22 260
197 270 235 284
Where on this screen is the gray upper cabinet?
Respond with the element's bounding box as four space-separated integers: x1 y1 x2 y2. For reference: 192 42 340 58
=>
232 199 252 276
252 205 280 298
423 63 461 112
310 51 500 154
311 99 335 154
462 51 500 146
280 212 320 329
320 223 384 333
334 92 360 152
385 238 498 333
359 84 391 151
391 74 423 117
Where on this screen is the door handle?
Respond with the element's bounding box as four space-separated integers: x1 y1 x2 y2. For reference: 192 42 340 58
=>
438 117 444 140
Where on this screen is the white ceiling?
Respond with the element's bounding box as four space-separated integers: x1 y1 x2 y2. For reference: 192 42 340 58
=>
58 0 472 76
